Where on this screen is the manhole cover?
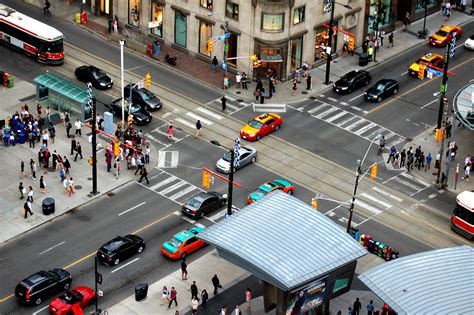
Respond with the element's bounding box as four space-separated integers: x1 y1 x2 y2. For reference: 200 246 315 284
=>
75 185 82 190
302 91 308 95
237 99 244 102
175 126 184 131
107 192 115 197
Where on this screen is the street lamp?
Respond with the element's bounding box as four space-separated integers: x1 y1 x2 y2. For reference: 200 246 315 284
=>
346 134 381 233
211 140 234 216
120 39 125 128
421 0 429 39
324 0 352 85
86 83 99 196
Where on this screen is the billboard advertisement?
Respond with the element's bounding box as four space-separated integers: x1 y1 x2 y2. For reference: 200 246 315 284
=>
286 278 326 315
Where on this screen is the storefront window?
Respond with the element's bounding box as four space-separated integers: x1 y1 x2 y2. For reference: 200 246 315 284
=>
290 36 303 70
260 47 281 79
415 0 436 13
368 0 392 34
262 13 284 32
200 0 213 10
314 23 338 61
128 0 140 28
174 11 187 48
293 6 305 25
227 33 238 67
226 1 239 20
199 21 212 56
151 3 163 37
99 0 110 15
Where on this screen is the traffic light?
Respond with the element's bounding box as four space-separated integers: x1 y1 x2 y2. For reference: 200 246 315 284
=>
311 198 318 209
127 114 133 126
207 39 215 53
88 155 93 166
371 163 378 180
435 128 444 142
113 141 120 157
202 170 210 189
250 54 257 61
418 65 426 79
145 72 151 88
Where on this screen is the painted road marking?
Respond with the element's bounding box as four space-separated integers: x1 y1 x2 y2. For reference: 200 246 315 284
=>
327 97 338 103
340 102 349 106
194 222 206 229
186 112 212 125
371 186 403 202
159 180 188 195
118 202 146 216
175 118 196 129
39 241 66 256
308 103 330 115
157 151 179 168
32 305 49 314
314 107 339 119
354 199 382 215
400 172 430 187
149 176 178 190
421 99 438 109
325 111 348 123
360 193 392 209
196 106 223 120
111 258 140 274
168 185 199 201
351 106 362 111
354 122 377 136
349 93 365 102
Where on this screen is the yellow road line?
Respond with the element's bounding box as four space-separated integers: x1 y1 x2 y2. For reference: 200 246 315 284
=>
132 211 176 235
368 57 474 114
0 294 14 303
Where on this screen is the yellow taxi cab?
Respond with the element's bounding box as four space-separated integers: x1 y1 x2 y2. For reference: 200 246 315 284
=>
240 113 283 141
429 25 462 47
408 53 444 76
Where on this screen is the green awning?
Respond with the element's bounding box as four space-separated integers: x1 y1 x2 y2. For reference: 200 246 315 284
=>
33 73 91 104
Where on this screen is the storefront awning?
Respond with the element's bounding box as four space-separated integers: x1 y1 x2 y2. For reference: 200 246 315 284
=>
260 54 283 63
33 73 90 104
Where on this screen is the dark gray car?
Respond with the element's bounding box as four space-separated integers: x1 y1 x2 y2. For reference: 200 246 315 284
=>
124 84 162 111
215 146 257 174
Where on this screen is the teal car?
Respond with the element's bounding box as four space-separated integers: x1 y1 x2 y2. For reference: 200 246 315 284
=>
160 227 206 260
247 179 294 204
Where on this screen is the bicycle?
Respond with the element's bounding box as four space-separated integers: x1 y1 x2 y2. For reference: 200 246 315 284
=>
42 5 51 17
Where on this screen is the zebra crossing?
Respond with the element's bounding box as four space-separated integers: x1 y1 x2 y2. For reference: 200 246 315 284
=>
157 151 179 168
145 122 190 150
383 171 432 197
206 95 252 115
294 99 405 148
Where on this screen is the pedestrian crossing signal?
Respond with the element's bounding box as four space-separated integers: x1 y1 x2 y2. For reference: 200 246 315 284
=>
113 141 120 157
202 170 210 189
250 54 257 61
311 198 318 209
145 72 151 88
127 114 133 126
371 163 378 180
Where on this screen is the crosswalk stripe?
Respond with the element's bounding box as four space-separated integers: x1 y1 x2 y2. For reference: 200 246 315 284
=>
155 129 183 141
327 97 338 103
207 209 227 222
146 133 167 145
314 107 339 119
354 122 377 136
354 199 382 215
225 95 236 101
371 186 403 202
186 112 213 125
391 176 424 191
157 151 166 167
366 128 385 140
344 118 367 131
335 115 358 127
175 118 196 129
383 131 397 142
168 185 200 201
149 175 178 190
170 151 179 168
399 172 430 187
194 222 206 229
325 110 348 123
159 180 188 195
360 193 392 209
196 107 224 120
225 102 240 111
308 104 330 115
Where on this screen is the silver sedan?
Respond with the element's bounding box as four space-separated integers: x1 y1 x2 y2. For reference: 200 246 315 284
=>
216 146 257 173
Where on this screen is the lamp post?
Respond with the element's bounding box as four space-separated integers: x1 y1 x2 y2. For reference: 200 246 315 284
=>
207 12 230 75
86 83 99 195
211 140 235 216
421 0 429 39
346 134 381 233
119 39 125 129
372 10 379 62
324 1 352 85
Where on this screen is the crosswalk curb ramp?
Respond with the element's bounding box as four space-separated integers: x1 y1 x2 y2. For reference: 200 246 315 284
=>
252 102 286 113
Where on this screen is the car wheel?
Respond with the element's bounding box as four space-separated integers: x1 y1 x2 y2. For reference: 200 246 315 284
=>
64 282 71 290
256 135 261 141
137 246 144 253
114 258 120 266
34 297 42 305
251 157 256 163
88 297 96 306
275 125 280 131
393 88 398 95
377 96 382 102
220 200 227 207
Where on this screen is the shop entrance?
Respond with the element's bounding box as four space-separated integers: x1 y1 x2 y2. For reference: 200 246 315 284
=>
260 48 282 79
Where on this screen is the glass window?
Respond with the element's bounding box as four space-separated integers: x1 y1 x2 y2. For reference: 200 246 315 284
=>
368 0 392 34
415 0 436 13
262 13 284 32
128 0 140 28
174 11 187 48
226 1 239 20
200 0 213 10
227 33 238 67
290 36 303 70
199 21 212 56
293 6 305 24
150 3 163 37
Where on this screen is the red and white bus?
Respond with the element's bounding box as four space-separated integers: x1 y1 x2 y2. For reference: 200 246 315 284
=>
451 190 474 240
0 4 64 64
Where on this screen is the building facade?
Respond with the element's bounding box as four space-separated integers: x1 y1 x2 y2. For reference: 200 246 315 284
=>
108 0 366 81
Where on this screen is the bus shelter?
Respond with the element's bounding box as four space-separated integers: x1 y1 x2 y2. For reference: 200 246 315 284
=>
33 73 92 122
198 191 367 315
454 83 474 130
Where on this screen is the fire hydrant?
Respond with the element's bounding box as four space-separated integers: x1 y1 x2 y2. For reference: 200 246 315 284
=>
80 11 87 25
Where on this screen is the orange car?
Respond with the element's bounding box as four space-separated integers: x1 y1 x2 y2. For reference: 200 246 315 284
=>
429 25 462 47
240 113 282 141
160 227 206 260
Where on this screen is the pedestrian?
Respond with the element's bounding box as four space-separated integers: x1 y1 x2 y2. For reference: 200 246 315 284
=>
161 286 169 305
387 146 396 163
388 32 394 47
221 95 227 112
425 153 432 171
353 297 361 315
200 289 208 309
380 30 385 47
418 152 425 170
463 163 471 181
211 56 218 72
27 186 34 203
63 176 69 194
195 120 202 138
295 68 301 83
236 72 241 89
59 166 65 182
414 146 421 167
441 172 447 186
191 297 199 314
20 161 25 178
115 157 121 179
30 159 37 180
44 148 51 170
42 129 49 147
138 166 149 184
347 306 353 315
306 73 312 90
245 288 252 309
68 177 75 196
233 305 242 315
407 154 414 172
435 151 441 170
74 119 82 136
291 78 297 96
367 300 375 315
135 155 143 175
74 142 83 161
212 274 222 295
105 151 112 172
113 15 119 33
220 306 227 315
241 72 248 90
23 200 33 219
28 128 35 148
48 123 56 144
39 176 46 193
168 287 178 309
181 258 188 280
63 157 71 174
260 87 266 104
19 182 25 199
66 120 72 138
403 12 411 31
368 45 374 61
223 75 230 91
70 136 76 155
190 281 199 300
445 1 451 20
145 145 150 164
168 121 173 142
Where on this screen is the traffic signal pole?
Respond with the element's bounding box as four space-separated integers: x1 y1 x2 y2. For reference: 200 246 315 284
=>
324 0 335 85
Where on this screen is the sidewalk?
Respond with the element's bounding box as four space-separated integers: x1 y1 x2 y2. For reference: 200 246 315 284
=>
0 79 157 243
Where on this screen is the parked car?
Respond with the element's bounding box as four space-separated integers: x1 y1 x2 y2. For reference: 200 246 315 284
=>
124 83 161 111
97 234 145 266
107 98 152 125
216 146 257 174
74 65 113 89
160 227 206 259
364 79 399 102
333 70 371 94
464 35 474 50
49 286 96 315
240 113 282 141
15 269 72 305
182 191 226 219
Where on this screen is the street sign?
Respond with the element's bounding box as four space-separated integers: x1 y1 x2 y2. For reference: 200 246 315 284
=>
440 83 446 93
427 71 433 79
137 79 145 89
449 32 456 58
426 67 442 76
216 33 230 41
221 61 227 71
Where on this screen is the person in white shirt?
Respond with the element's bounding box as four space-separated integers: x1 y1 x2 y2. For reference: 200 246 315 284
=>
74 119 82 136
235 72 242 89
42 130 49 146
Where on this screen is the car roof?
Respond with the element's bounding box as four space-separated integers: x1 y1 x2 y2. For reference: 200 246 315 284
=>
102 236 127 250
174 229 198 242
254 113 281 123
191 192 216 202
376 79 395 85
440 25 457 32
421 53 443 61
23 271 50 286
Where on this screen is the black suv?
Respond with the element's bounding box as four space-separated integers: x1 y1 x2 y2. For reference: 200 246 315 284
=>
15 269 72 305
333 70 371 94
97 235 145 266
124 84 161 111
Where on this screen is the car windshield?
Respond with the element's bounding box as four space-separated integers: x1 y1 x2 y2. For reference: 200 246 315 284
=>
92 69 107 79
470 35 474 40
130 105 141 114
435 30 448 37
222 151 231 162
168 237 183 248
60 291 81 304
139 89 155 100
44 39 63 53
248 120 263 129
341 72 356 82
253 188 267 198
375 83 385 90
186 198 202 208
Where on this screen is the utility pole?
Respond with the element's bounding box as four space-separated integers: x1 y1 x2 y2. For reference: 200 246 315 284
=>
87 83 99 195
120 40 125 129
347 160 361 233
324 0 335 85
227 147 234 216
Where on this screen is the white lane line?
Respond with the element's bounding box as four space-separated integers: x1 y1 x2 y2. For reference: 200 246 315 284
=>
175 118 196 129
39 241 65 256
181 215 196 224
186 112 213 125
400 71 408 76
196 106 223 120
168 185 199 201
32 305 49 314
111 258 140 274
149 176 178 190
159 180 188 195
354 199 382 215
325 111 348 123
118 202 146 216
351 106 362 112
349 93 365 102
194 222 206 229
340 102 349 106
400 172 430 187
327 97 338 103
421 99 438 109
371 186 403 202
360 193 392 209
